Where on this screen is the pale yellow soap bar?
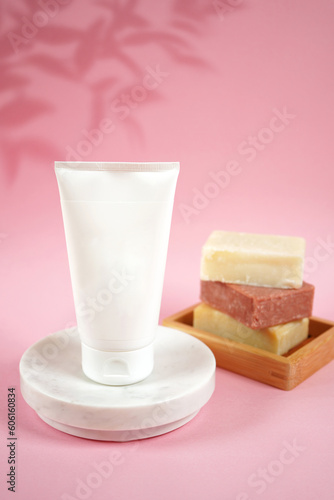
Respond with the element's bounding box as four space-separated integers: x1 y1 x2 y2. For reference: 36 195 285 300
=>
193 303 309 355
200 231 305 289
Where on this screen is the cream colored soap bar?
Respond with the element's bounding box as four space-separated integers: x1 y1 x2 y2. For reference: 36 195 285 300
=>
200 231 305 289
193 303 309 355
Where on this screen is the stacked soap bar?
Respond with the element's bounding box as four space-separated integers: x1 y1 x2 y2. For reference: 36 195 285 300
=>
200 231 306 288
194 303 310 356
194 231 314 355
200 280 314 329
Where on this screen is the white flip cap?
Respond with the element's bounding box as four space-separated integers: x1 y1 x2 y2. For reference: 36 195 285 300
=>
81 343 154 386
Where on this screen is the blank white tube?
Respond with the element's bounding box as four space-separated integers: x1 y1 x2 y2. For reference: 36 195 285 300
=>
55 162 179 385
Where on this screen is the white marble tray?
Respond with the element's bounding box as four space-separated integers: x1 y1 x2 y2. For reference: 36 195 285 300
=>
20 326 216 441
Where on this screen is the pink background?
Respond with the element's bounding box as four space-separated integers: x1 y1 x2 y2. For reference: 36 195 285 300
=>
1 1 334 499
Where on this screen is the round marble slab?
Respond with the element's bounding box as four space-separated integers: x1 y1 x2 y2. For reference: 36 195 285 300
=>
20 326 216 441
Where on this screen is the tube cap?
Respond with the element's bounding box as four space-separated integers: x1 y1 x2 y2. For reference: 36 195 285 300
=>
81 343 154 386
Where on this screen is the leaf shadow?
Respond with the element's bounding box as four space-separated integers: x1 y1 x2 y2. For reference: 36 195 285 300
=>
1 138 61 183
0 97 54 128
2 0 231 180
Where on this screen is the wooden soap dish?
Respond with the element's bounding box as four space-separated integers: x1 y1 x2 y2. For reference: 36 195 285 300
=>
162 304 334 390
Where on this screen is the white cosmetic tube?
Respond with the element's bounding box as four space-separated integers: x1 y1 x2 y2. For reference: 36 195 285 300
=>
55 162 179 385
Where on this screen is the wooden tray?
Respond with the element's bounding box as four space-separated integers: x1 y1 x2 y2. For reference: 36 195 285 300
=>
162 304 334 390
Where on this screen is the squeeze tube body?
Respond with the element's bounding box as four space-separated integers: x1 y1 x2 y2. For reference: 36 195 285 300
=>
55 162 179 385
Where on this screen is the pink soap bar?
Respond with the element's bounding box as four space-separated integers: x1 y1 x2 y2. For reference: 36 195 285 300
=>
200 280 314 329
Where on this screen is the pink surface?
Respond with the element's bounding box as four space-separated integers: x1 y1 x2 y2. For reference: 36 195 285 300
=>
1 1 334 499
